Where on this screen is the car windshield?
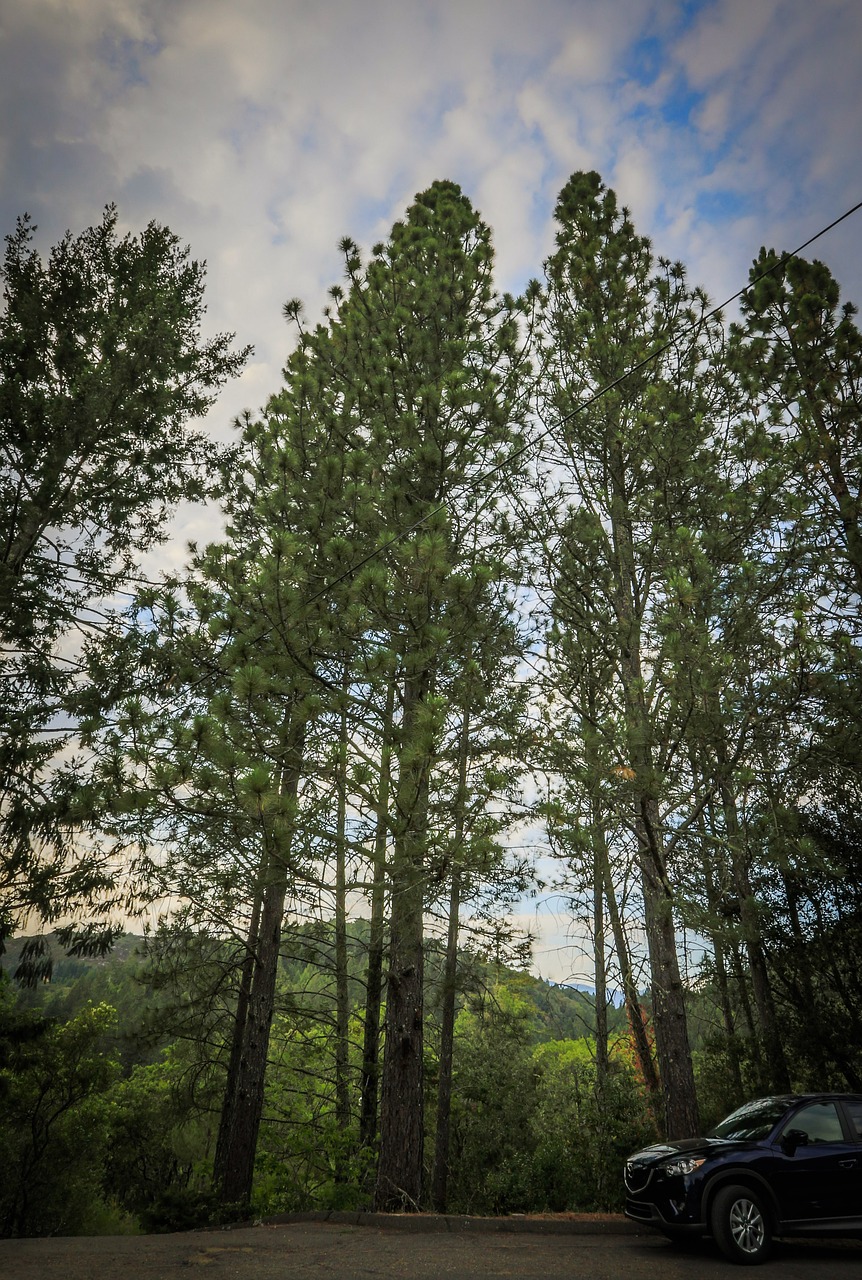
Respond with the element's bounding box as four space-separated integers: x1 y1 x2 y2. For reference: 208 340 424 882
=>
708 1097 791 1141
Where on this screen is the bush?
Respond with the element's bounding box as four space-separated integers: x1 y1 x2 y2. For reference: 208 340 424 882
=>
530 1039 655 1211
444 991 657 1215
0 995 119 1236
445 985 539 1213
102 1047 218 1227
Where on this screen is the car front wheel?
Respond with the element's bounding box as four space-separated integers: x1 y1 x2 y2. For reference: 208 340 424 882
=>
710 1184 773 1265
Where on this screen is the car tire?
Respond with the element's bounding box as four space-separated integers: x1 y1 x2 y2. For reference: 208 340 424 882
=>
710 1184 773 1265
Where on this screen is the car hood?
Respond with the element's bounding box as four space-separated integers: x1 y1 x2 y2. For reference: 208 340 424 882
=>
626 1137 753 1169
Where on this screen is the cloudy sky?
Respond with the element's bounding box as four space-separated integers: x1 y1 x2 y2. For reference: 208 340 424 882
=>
3 0 861 981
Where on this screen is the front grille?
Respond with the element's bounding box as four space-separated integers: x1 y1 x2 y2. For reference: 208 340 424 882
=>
624 1162 653 1194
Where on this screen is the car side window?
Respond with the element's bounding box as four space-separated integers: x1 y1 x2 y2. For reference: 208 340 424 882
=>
843 1101 862 1140
781 1102 844 1144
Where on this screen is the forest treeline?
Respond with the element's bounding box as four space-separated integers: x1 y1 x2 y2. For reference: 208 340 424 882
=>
1 173 861 1234
0 930 654 1234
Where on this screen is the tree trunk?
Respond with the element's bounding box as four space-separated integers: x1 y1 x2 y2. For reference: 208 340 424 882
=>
696 803 744 1102
431 698 471 1211
212 890 262 1192
600 848 660 1106
592 841 609 1088
334 666 352 1147
432 864 461 1212
581 690 609 1089
374 667 429 1211
728 938 762 1065
610 441 698 1139
359 679 394 1150
212 727 304 1210
718 773 790 1092
637 803 699 1137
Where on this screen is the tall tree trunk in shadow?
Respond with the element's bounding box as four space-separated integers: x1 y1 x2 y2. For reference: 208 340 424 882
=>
431 698 471 1211
212 890 262 1193
359 678 394 1151
635 800 699 1137
611 434 698 1139
581 685 609 1092
374 666 430 1211
592 836 609 1088
212 723 304 1210
334 663 352 1165
695 796 744 1102
718 768 790 1093
597 838 661 1140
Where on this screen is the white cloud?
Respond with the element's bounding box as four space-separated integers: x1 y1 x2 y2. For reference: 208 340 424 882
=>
673 0 784 86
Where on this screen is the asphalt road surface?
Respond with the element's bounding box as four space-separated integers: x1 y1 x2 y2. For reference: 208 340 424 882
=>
2 1221 861 1280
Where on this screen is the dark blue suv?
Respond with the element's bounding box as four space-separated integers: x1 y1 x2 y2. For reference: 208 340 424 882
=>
624 1094 862 1264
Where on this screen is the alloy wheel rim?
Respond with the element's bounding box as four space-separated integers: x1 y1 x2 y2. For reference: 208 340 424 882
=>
729 1198 765 1253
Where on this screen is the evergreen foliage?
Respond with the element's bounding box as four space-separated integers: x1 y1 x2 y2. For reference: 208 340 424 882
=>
0 207 250 973
2 173 861 1232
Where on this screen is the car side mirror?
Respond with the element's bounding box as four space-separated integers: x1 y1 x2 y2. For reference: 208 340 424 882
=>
782 1128 809 1155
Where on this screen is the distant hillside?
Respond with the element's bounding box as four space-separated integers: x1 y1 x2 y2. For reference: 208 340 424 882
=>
1 927 624 1044
1 931 143 980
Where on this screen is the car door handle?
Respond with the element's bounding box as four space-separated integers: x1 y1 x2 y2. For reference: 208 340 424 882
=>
839 1159 857 1168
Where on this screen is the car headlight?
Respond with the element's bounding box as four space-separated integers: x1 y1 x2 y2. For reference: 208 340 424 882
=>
662 1156 706 1177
